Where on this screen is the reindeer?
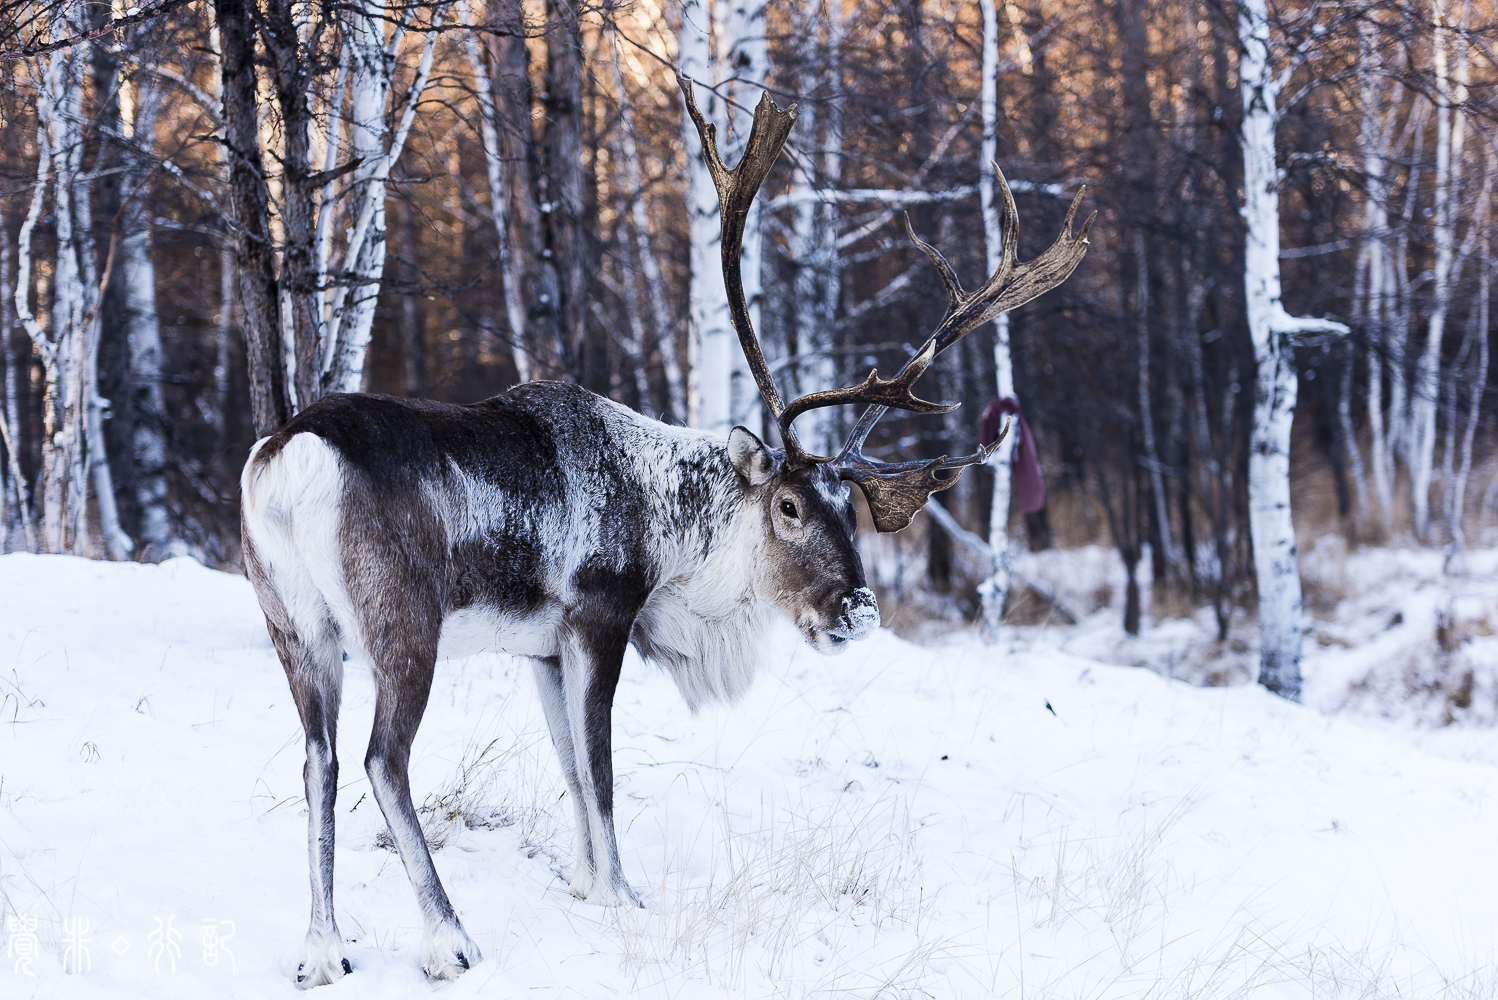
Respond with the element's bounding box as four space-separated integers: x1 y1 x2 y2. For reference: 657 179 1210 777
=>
239 78 1092 987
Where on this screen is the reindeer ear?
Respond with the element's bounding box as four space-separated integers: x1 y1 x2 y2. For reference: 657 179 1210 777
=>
728 426 777 487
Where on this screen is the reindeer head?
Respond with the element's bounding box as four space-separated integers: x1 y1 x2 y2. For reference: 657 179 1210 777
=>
727 426 877 653
680 76 1092 650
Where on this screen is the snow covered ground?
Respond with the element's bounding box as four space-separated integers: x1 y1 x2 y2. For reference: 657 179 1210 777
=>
3 552 1498 998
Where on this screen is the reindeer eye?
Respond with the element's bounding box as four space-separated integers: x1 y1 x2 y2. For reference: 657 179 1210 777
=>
780 500 799 519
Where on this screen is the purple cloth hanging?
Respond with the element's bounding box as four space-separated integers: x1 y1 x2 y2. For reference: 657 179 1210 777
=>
979 397 1045 513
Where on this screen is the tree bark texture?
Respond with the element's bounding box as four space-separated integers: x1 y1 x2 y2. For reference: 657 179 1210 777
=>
542 0 589 385
218 0 290 436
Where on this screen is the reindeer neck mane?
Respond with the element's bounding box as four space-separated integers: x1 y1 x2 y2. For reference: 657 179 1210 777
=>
626 425 773 711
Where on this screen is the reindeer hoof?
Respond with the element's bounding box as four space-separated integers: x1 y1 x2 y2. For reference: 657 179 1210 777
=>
421 921 482 981
575 877 644 908
293 932 350 989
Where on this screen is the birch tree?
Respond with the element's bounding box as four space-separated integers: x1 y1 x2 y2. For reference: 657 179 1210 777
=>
1355 19 1396 537
323 4 444 393
608 20 682 415
119 76 171 556
978 0 1014 640
723 0 771 433
460 0 530 383
0 199 34 553
680 0 728 431
1410 0 1469 540
13 0 119 555
539 0 588 383
217 0 290 435
1239 0 1348 699
1447 202 1489 554
782 0 841 454
212 0 443 429
96 29 173 558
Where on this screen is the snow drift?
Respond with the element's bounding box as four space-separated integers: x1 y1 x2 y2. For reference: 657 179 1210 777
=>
1 553 1496 998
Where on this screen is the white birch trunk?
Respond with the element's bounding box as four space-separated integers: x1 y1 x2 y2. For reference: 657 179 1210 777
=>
1411 0 1467 540
121 225 167 555
680 0 728 430
0 198 8 553
55 44 89 553
325 7 441 393
72 56 127 560
978 0 1015 641
0 198 34 552
87 335 132 560
1135 227 1175 571
1240 0 1347 699
1357 22 1395 536
119 75 171 558
1448 162 1491 554
724 0 770 431
1360 202 1393 534
461 0 531 383
787 98 834 451
13 61 54 531
1387 101 1429 483
313 42 349 377
328 10 393 392
19 18 92 555
608 28 681 415
208 14 236 440
784 0 843 454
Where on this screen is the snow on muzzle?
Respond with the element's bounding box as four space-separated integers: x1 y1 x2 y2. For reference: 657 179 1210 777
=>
825 587 880 643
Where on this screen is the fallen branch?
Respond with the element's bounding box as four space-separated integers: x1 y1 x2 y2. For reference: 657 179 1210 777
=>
922 500 1078 625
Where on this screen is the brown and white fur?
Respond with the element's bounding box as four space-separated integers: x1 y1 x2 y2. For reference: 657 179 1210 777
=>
240 381 879 986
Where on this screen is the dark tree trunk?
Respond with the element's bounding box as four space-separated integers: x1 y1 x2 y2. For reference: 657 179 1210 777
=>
261 0 322 410
493 19 556 379
541 0 588 384
92 25 138 542
1025 508 1053 551
396 197 427 396
219 0 290 436
1148 478 1168 586
928 497 952 593
1178 456 1198 595
1123 546 1142 636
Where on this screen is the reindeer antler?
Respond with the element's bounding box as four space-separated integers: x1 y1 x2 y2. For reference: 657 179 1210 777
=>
679 77 1094 533
678 74 798 430
829 171 1095 530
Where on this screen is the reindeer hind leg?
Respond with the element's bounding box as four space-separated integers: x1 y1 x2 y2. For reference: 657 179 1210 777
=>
265 615 351 988
363 621 482 980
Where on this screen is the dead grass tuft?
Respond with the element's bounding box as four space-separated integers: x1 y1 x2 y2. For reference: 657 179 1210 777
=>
375 721 561 854
612 795 948 997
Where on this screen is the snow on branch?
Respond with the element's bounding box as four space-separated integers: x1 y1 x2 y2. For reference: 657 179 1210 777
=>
1279 238 1352 259
764 180 1069 211
1269 304 1349 337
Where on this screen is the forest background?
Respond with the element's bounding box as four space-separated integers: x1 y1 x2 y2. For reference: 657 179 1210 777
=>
0 0 1489 702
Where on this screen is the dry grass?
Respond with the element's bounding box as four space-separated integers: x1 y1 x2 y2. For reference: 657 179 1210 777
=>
375 718 563 854
966 787 1498 1000
609 793 950 998
1 666 44 726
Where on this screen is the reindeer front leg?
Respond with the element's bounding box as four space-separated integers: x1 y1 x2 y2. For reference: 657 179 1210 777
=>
538 610 642 907
529 655 597 896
